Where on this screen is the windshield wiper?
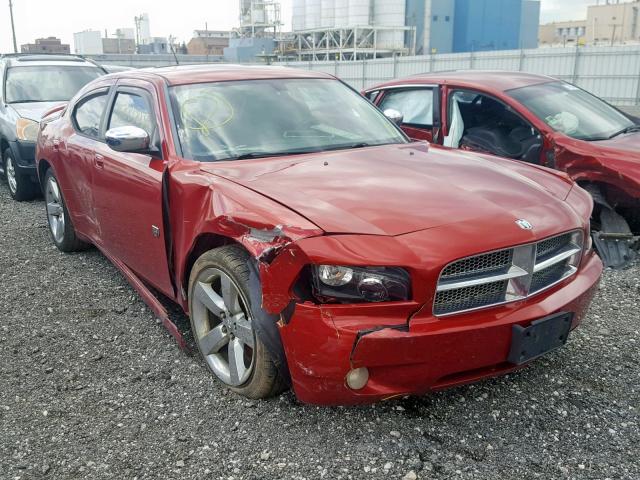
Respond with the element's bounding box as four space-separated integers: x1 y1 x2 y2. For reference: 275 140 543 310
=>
229 143 381 160
606 125 640 139
320 142 379 152
232 150 314 160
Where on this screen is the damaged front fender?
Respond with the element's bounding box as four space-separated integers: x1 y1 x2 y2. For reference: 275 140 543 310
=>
168 166 323 311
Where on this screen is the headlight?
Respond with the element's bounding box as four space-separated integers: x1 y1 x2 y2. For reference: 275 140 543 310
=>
312 265 411 303
16 118 39 142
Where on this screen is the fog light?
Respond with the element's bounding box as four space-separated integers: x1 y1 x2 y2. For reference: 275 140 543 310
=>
346 367 369 390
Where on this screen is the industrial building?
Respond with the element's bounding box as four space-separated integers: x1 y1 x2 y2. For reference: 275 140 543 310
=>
453 0 540 52
223 1 282 62
187 30 231 56
21 37 70 54
539 20 587 47
290 0 540 60
586 0 640 45
538 0 640 47
74 30 103 55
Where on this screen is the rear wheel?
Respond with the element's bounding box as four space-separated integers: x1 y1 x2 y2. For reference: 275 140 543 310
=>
3 148 37 201
188 245 286 399
44 169 87 252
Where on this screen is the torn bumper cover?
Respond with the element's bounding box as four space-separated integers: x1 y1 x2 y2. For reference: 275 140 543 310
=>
274 250 602 406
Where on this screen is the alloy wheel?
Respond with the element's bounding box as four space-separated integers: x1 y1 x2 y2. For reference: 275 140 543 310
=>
45 176 65 243
191 268 256 386
6 156 17 195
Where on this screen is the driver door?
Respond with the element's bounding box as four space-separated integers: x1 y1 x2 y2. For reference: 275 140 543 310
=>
92 82 174 297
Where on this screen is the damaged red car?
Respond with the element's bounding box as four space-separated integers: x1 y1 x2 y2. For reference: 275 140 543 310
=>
366 72 640 267
36 66 602 405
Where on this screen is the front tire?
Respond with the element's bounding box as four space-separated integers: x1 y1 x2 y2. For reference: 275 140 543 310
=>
3 148 37 201
188 245 286 399
43 169 87 252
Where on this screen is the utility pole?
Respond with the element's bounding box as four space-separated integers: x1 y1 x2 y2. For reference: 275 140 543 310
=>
9 0 18 53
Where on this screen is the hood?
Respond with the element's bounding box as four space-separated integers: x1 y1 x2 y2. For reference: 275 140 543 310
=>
201 143 575 236
10 101 65 121
593 131 640 156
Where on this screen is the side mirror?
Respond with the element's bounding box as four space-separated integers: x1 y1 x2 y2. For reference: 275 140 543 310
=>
384 109 404 126
105 126 151 153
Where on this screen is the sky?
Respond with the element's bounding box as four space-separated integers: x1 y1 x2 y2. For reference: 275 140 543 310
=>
2 0 593 54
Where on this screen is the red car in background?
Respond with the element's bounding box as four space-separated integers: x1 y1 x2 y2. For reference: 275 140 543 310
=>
37 66 602 405
366 71 640 267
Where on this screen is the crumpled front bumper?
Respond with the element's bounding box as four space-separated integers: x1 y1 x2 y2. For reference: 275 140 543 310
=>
279 251 602 406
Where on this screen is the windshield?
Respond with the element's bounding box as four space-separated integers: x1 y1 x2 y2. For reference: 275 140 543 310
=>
508 81 635 141
169 78 407 162
5 66 103 103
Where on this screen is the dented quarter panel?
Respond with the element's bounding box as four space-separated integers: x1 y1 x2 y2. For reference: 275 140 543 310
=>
552 133 640 201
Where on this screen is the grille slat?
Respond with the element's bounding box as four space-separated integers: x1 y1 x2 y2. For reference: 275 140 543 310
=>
434 231 583 316
530 262 571 293
434 280 509 316
536 233 573 261
441 249 512 280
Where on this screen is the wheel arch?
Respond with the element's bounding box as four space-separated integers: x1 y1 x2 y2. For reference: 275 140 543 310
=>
37 159 52 190
182 232 243 299
578 179 637 211
0 137 9 155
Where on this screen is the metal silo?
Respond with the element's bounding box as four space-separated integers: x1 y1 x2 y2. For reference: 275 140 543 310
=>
348 0 371 27
373 0 406 49
292 0 306 31
305 0 322 30
320 0 335 28
334 0 349 27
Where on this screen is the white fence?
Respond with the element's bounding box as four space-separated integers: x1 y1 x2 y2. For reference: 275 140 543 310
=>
278 45 640 106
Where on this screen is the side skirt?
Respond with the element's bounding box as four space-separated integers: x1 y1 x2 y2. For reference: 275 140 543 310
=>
99 245 188 350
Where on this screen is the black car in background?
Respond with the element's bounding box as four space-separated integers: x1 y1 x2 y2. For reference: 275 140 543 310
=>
0 54 106 200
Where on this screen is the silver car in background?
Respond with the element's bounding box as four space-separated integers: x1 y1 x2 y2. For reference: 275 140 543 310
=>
0 54 106 200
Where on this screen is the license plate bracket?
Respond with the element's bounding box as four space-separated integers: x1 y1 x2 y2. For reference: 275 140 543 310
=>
508 312 574 365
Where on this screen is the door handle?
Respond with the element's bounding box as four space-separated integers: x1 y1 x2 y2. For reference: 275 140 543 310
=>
95 154 105 168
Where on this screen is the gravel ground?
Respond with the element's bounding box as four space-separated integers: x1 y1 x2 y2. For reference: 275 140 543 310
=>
0 181 638 480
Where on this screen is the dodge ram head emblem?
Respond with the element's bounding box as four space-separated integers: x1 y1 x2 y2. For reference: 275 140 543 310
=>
516 219 533 230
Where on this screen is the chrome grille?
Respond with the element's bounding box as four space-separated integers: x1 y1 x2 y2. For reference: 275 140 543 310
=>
441 249 512 280
434 280 509 316
536 232 573 260
434 231 584 316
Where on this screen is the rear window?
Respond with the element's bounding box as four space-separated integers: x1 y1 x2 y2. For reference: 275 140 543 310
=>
5 66 103 103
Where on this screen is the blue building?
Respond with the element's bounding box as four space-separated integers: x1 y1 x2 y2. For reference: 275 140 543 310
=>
405 0 539 55
452 0 540 52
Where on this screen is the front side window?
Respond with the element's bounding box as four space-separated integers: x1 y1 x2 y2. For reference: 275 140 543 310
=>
169 78 406 162
108 92 154 134
5 66 103 103
73 93 109 139
508 81 635 141
379 89 434 127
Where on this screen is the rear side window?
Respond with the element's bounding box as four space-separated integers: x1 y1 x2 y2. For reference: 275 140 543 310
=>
379 89 434 127
108 92 154 134
73 93 109 139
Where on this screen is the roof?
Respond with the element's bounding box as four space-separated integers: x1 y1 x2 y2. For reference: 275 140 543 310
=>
3 54 101 69
113 64 335 86
372 70 557 92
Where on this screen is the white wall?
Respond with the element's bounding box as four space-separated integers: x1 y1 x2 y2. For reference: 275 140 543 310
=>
74 30 103 55
278 45 640 105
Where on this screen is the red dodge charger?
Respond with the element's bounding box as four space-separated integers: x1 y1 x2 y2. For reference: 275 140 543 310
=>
36 65 602 405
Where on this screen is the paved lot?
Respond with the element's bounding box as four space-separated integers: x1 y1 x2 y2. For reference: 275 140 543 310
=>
0 181 638 480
